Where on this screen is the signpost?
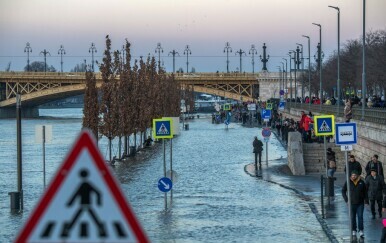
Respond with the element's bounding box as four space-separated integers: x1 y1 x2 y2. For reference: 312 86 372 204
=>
314 115 335 176
335 122 357 242
153 118 174 211
262 127 271 165
35 125 53 189
15 131 149 243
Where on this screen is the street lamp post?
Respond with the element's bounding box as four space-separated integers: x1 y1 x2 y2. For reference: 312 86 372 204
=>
155 43 163 72
183 45 192 73
17 94 23 210
329 6 341 117
168 50 180 73
296 43 304 101
280 62 285 92
302 35 311 110
290 50 297 105
224 42 232 73
249 44 257 74
282 58 288 100
89 43 97 72
260 43 270 71
24 43 32 72
235 49 246 73
277 66 282 97
287 53 293 103
313 23 323 110
40 49 51 73
361 0 366 120
58 45 66 73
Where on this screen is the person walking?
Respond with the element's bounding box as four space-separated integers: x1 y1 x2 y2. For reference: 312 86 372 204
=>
344 155 362 176
365 154 384 178
253 136 263 168
365 169 384 219
342 170 368 240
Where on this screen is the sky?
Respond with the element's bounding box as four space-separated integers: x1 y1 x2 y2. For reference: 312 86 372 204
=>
0 0 385 73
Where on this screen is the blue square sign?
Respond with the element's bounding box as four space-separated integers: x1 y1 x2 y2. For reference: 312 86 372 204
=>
261 109 271 120
314 115 335 136
335 123 357 145
153 118 173 139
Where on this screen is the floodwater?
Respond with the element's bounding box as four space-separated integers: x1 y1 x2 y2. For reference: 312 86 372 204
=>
0 108 328 242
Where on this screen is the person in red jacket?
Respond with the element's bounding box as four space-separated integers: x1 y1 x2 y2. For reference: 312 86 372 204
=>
302 114 313 143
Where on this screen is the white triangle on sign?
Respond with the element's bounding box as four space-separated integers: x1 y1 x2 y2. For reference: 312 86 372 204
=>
319 120 331 132
158 123 169 135
15 131 149 243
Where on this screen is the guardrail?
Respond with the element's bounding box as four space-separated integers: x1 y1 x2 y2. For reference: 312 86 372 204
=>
286 102 386 124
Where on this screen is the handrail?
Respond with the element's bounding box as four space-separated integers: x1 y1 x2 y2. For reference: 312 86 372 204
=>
286 102 386 124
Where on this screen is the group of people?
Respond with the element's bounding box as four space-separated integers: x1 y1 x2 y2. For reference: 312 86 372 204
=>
342 154 385 240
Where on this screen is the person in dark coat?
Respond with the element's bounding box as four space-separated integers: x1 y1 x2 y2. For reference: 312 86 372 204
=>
365 154 384 178
327 148 337 178
344 155 362 176
342 170 368 239
253 136 264 167
365 169 385 219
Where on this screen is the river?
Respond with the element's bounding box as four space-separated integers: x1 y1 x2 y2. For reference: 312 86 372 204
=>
0 108 328 242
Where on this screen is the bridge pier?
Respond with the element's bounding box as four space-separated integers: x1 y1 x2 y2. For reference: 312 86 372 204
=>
0 107 39 119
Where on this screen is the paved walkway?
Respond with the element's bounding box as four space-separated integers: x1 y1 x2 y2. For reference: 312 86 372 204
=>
245 157 383 242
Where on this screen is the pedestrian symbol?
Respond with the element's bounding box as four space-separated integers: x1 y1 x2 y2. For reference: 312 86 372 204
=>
314 115 335 136
15 131 149 243
157 123 169 135
319 120 331 132
60 169 106 238
153 118 173 139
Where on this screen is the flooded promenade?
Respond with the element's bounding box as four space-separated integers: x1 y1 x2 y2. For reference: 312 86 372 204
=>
0 108 328 242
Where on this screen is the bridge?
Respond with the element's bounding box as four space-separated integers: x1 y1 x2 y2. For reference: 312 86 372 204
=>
0 71 283 117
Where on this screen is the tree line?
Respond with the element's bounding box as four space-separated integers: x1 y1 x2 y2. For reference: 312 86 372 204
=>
300 29 386 100
83 35 193 161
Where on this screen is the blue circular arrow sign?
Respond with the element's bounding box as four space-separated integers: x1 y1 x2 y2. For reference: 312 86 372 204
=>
158 177 173 192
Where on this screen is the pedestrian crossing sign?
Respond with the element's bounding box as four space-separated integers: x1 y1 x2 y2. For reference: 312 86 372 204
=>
223 103 231 111
15 130 149 243
153 118 173 139
266 103 273 110
314 115 335 136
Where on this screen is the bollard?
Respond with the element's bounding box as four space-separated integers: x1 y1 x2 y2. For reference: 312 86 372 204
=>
9 192 21 213
197 115 200 119
185 124 189 130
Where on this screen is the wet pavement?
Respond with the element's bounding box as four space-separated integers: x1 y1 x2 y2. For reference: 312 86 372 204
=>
244 132 384 243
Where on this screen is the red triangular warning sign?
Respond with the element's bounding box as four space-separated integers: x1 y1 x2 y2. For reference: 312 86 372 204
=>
15 130 149 243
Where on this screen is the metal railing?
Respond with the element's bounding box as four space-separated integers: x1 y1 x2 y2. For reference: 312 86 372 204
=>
287 102 386 124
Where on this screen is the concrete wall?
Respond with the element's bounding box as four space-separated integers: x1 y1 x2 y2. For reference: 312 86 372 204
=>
281 107 386 176
287 132 305 175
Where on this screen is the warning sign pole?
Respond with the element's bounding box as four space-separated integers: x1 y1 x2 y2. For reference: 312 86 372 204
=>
163 139 167 211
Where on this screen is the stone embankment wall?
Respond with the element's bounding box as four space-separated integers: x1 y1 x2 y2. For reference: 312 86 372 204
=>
281 108 386 176
303 143 345 174
287 132 305 175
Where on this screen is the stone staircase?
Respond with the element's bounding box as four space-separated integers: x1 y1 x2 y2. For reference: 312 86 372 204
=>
303 142 345 174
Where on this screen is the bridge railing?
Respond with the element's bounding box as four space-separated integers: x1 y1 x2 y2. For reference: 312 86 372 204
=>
286 102 386 124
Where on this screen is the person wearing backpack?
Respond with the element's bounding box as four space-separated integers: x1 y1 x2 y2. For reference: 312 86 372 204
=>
253 136 264 168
